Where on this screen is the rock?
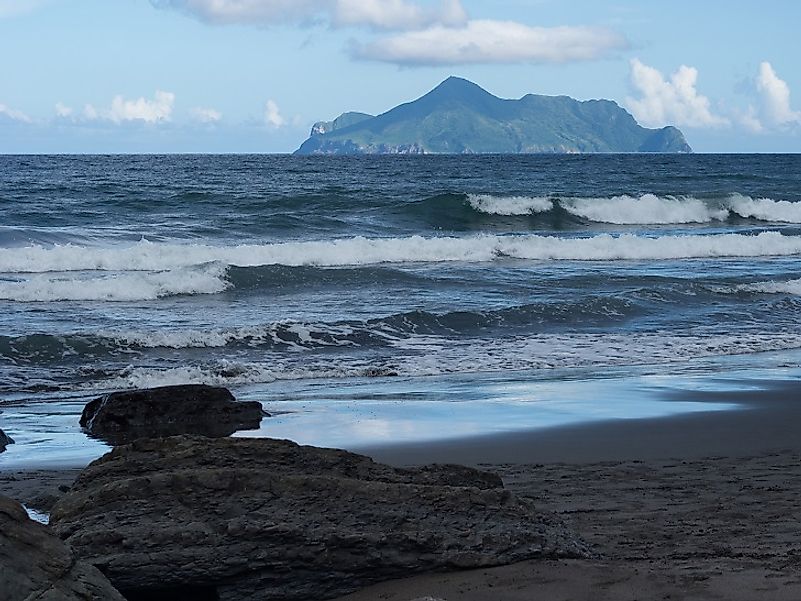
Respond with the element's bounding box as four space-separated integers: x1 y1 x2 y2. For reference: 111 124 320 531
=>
0 495 125 601
79 384 265 445
0 427 13 453
51 436 587 601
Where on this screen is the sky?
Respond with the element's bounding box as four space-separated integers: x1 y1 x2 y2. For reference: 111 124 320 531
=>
0 0 799 153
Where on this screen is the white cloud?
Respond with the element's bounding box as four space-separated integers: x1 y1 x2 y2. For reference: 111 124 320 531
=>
190 106 222 122
754 61 800 129
79 91 175 124
353 20 627 65
153 0 468 30
0 103 31 122
334 0 466 30
83 104 99 120
109 91 175 123
151 0 330 25
55 102 73 118
264 99 285 128
625 59 728 128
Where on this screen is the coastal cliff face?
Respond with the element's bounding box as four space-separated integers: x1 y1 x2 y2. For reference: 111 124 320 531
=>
295 77 692 155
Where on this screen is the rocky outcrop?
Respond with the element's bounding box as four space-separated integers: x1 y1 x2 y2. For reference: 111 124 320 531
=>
0 495 125 601
0 427 13 452
51 436 587 601
79 384 265 445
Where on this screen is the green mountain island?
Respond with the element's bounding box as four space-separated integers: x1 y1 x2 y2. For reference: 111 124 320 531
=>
295 77 691 155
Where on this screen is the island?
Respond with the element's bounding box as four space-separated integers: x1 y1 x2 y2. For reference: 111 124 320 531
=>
295 76 691 155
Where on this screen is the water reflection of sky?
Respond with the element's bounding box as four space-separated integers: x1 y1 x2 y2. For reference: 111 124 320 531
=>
233 372 739 449
5 360 799 469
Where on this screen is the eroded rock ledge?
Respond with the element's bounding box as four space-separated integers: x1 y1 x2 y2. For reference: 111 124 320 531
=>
51 435 588 601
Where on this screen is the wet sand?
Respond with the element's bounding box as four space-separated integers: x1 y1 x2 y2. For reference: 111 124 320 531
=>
2 380 800 600
357 380 801 465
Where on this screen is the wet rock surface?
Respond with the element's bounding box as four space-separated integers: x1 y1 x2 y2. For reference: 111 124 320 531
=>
79 384 265 445
0 495 125 601
0 427 12 453
51 436 587 601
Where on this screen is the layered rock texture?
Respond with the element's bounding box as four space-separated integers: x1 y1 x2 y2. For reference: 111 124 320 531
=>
296 76 691 155
51 436 587 601
0 495 125 601
79 384 265 445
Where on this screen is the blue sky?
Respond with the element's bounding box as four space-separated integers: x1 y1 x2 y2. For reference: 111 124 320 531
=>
1 0 799 153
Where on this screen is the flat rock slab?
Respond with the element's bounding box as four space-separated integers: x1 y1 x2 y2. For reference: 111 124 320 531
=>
79 384 265 445
0 495 125 601
51 436 587 601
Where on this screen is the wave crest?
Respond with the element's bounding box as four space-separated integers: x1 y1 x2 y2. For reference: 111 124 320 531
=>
0 264 229 302
2 232 801 280
462 193 801 225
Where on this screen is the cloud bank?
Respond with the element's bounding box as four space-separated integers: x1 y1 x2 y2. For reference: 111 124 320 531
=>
352 21 627 66
151 0 627 66
625 59 728 128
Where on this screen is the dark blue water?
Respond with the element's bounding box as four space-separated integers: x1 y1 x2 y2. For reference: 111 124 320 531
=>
1 154 801 402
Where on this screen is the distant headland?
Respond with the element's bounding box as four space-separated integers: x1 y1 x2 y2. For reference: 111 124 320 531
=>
295 76 691 155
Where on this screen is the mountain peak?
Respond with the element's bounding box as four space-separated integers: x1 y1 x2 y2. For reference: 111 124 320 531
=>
426 76 494 100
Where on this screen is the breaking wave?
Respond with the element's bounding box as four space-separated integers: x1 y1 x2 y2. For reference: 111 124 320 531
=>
463 193 801 224
729 277 801 296
2 231 801 282
0 264 229 302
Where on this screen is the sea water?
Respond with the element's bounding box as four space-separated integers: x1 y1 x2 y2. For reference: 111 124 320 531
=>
1 154 800 466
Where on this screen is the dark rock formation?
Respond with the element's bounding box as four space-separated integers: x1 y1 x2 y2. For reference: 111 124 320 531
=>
0 495 125 601
0 427 13 452
79 384 265 445
51 436 587 601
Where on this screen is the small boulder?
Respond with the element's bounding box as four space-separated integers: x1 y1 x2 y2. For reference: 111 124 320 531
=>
79 384 265 445
0 427 13 453
51 436 587 601
0 495 125 601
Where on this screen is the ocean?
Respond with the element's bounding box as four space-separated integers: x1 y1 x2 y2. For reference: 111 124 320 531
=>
2 153 801 466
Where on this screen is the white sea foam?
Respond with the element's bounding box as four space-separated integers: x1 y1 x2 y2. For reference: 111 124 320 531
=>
85 331 801 389
563 194 729 224
2 231 801 278
467 194 553 215
726 193 801 223
732 278 801 296
0 264 229 302
468 192 801 225
103 322 363 349
87 360 372 390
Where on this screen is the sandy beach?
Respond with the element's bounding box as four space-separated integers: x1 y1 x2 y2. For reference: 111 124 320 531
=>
3 380 800 600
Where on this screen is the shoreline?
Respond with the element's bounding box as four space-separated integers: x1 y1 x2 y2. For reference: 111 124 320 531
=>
356 379 801 465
